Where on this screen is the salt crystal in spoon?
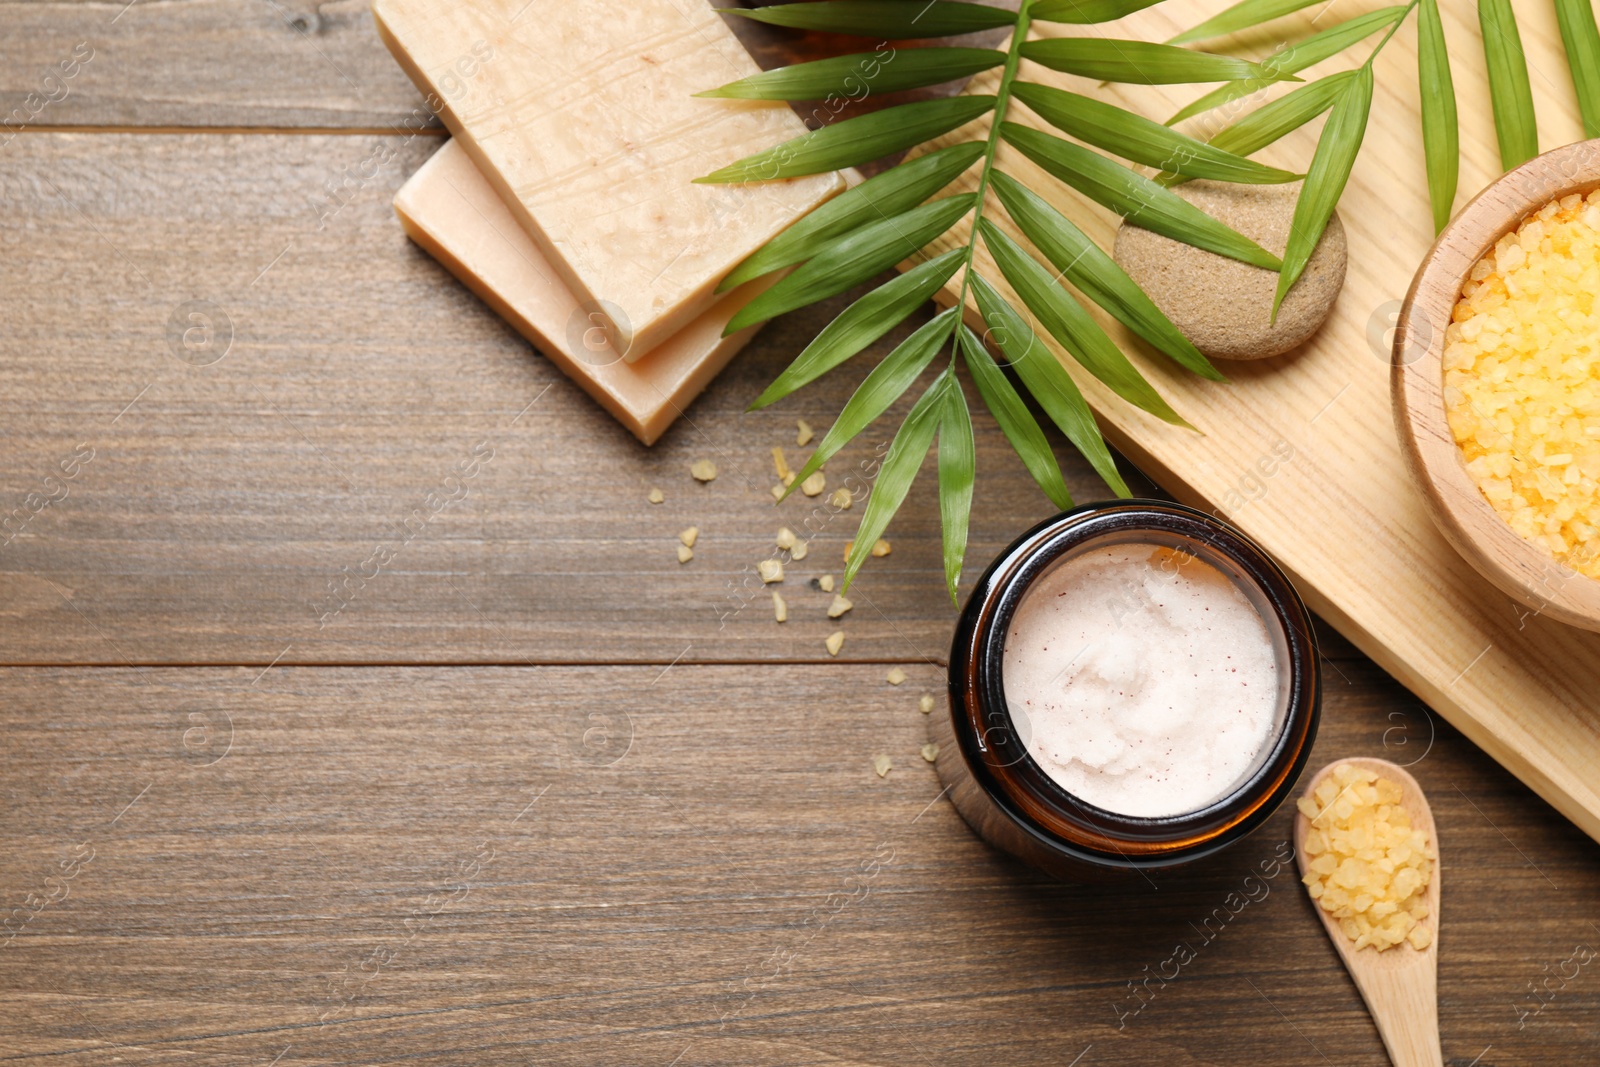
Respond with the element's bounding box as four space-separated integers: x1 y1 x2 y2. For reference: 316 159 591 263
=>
1294 757 1442 1067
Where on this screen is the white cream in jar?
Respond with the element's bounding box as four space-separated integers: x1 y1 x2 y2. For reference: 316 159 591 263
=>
1002 542 1280 819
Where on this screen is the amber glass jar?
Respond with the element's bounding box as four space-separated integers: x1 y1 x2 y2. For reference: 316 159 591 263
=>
932 500 1320 881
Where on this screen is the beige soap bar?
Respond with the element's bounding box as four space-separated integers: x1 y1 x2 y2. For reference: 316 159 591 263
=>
395 139 775 446
372 0 843 360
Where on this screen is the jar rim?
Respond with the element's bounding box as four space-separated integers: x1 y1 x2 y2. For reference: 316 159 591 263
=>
948 499 1321 871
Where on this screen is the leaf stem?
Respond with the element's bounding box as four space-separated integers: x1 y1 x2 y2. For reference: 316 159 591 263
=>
951 0 1036 353
1364 0 1421 68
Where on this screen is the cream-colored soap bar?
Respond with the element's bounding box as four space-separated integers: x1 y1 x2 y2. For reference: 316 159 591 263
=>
372 0 843 361
395 139 774 446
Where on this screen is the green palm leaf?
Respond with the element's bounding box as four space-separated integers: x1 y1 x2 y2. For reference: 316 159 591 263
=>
1274 64 1372 318
697 95 996 183
749 250 965 411
1166 6 1404 125
938 382 976 603
1554 0 1600 139
958 325 1075 511
1418 0 1459 234
990 171 1220 380
694 0 1460 598
698 48 1006 101
980 219 1188 426
842 373 948 592
721 141 983 292
1002 123 1282 269
726 194 976 334
1031 0 1167 23
784 307 958 502
1479 0 1538 170
1012 81 1299 183
1169 0 1324 45
721 1 1018 37
971 273 1129 496
1201 71 1354 159
1020 37 1291 84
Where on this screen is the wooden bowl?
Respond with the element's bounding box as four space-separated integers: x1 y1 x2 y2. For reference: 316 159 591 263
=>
1393 139 1600 632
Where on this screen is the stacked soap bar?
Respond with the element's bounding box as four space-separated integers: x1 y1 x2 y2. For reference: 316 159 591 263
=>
374 0 845 442
395 140 777 445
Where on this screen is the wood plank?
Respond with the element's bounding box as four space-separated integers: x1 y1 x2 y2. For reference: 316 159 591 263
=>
1 663 1596 1064
0 131 1142 666
914 5 1600 842
0 0 999 136
0 1 430 131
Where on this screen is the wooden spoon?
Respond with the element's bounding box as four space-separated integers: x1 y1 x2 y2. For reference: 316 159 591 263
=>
1294 757 1442 1067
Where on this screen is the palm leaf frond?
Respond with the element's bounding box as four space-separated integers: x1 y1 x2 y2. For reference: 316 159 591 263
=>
1479 0 1538 170
1169 0 1326 45
1012 81 1300 183
697 0 1452 599
697 95 997 182
722 142 984 293
698 48 1007 101
726 194 977 334
1273 65 1373 318
724 2 1019 38
1418 0 1459 233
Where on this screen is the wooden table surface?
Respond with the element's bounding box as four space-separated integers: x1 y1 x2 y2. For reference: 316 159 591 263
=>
2 3 1597 1065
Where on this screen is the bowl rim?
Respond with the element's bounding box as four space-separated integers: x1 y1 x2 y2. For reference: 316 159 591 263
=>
1393 137 1600 632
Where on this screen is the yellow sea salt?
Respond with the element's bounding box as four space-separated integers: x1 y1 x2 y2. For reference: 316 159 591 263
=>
1444 189 1600 577
1297 764 1434 952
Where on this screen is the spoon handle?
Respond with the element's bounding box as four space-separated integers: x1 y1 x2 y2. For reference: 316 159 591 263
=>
1364 964 1444 1067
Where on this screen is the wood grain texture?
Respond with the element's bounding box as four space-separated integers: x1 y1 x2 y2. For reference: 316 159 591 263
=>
0 131 1136 666
0 0 999 138
0 1 431 131
1294 758 1443 1067
3 8 1598 1066
1396 139 1600 632
2 663 1598 1065
916 3 1600 844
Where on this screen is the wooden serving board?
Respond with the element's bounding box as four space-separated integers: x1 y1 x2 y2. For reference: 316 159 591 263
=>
921 2 1600 840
